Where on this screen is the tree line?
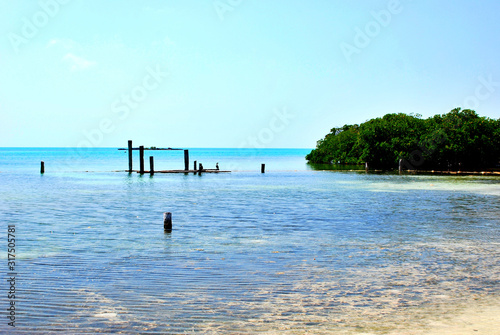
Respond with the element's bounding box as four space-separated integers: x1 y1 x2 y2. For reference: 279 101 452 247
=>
306 108 500 170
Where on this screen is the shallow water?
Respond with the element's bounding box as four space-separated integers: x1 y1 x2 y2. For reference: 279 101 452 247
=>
0 149 499 333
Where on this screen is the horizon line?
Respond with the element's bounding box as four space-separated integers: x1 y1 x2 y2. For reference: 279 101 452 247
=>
0 146 314 150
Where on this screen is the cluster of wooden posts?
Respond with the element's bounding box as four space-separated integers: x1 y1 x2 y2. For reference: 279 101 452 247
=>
39 141 267 174
126 140 234 175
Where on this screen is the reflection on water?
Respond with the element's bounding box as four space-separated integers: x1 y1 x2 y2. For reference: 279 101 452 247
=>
1 170 499 334
307 162 365 171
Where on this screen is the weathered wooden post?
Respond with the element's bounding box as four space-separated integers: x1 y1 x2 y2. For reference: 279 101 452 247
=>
193 160 197 170
40 161 45 174
365 162 369 171
163 212 172 230
399 159 402 174
261 163 265 173
128 140 133 172
199 163 203 174
139 146 145 174
150 156 154 176
184 150 189 171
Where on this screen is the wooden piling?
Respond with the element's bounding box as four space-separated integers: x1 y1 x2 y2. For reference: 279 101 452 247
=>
163 212 172 230
184 150 189 171
128 140 133 172
399 159 402 173
40 161 45 174
261 163 265 173
150 156 154 175
139 146 145 174
194 160 197 171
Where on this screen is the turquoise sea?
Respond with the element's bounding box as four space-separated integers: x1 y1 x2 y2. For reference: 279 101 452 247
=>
0 148 499 334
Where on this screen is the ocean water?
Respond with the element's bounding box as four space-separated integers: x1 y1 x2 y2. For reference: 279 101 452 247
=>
0 148 499 334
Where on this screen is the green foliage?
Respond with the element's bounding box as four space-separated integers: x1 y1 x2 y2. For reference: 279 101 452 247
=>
306 124 362 164
306 108 500 170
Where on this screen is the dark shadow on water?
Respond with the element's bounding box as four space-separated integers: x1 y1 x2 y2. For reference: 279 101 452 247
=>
307 163 416 175
307 163 365 171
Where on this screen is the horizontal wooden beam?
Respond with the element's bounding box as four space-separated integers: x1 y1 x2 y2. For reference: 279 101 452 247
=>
126 169 230 174
118 148 183 151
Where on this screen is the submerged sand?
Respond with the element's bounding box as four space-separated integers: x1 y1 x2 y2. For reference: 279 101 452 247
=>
385 297 500 335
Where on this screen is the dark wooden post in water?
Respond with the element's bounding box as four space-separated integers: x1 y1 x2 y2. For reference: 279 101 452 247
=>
128 140 133 172
150 156 154 176
139 146 145 174
261 164 265 173
194 160 197 171
184 150 189 171
399 159 402 174
40 161 45 174
163 212 172 230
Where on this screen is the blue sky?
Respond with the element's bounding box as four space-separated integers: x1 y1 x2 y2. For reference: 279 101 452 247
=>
1 0 499 148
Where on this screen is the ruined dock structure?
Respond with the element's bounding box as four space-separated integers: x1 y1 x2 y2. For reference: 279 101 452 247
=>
119 140 230 175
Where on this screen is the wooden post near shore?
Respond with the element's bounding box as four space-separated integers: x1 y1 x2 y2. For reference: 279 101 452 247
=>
184 150 189 171
40 161 45 174
399 159 402 174
150 156 154 176
163 212 172 231
261 163 265 173
139 146 145 174
128 140 133 172
194 160 197 171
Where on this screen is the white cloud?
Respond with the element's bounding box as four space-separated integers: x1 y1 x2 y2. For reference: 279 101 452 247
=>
47 38 79 50
47 39 58 48
62 53 96 71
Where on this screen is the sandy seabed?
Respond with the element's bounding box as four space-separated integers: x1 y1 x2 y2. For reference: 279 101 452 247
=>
385 297 500 335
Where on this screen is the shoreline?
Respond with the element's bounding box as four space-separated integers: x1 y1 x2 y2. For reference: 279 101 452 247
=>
404 169 500 176
310 168 500 176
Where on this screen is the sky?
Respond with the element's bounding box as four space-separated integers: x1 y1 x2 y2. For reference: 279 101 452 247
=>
1 0 499 148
